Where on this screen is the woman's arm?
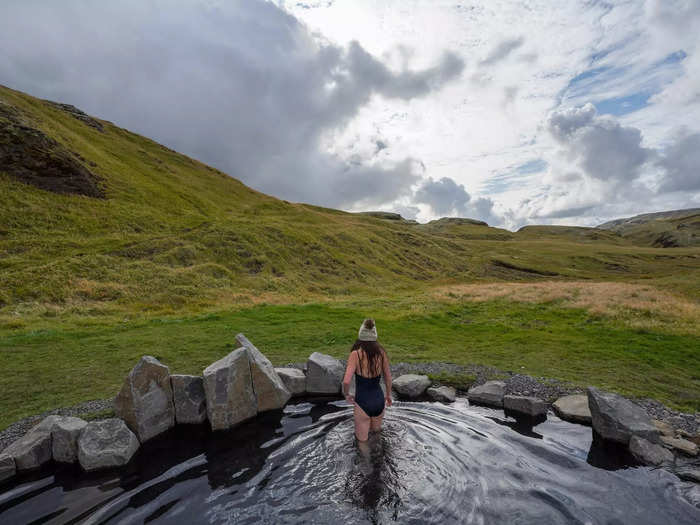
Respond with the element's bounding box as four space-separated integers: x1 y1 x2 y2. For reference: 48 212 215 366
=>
342 351 357 402
382 350 393 406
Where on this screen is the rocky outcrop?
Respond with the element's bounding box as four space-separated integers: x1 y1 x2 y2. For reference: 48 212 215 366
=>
114 356 175 442
306 352 344 395
393 374 431 398
467 381 505 408
275 368 307 396
236 333 291 411
78 419 140 472
171 375 207 425
0 454 15 482
3 427 52 471
629 436 674 466
504 395 547 417
661 435 698 456
553 394 592 424
203 347 257 430
427 385 456 403
587 387 659 444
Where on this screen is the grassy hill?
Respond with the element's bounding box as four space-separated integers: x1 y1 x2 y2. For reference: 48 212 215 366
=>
1 84 699 428
598 208 700 248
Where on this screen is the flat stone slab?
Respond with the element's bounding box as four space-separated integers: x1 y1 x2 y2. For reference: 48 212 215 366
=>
114 355 175 442
553 394 592 424
427 385 456 403
236 333 290 411
171 375 207 424
393 374 431 398
203 347 257 430
661 435 698 456
275 368 306 396
467 381 505 408
587 387 659 445
629 436 674 466
0 454 15 482
78 419 139 472
306 352 344 395
3 428 52 471
504 395 547 418
652 419 674 436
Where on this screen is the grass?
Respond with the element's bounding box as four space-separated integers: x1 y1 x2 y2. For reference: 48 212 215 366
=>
426 372 478 391
1 296 698 430
1 84 699 430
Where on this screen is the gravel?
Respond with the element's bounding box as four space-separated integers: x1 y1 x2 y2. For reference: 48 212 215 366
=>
0 398 113 453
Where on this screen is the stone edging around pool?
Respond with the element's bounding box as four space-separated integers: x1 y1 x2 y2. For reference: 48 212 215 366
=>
1 333 699 485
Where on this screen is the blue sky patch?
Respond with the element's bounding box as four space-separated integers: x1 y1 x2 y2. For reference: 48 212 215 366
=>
595 92 650 116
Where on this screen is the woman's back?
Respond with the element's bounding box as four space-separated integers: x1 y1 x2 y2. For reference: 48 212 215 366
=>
354 348 384 378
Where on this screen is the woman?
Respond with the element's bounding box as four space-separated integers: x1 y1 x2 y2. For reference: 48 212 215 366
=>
342 318 393 441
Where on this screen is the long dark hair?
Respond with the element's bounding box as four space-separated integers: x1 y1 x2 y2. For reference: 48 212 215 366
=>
351 318 385 377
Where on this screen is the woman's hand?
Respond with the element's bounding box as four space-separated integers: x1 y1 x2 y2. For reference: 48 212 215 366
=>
345 395 355 405
385 395 393 407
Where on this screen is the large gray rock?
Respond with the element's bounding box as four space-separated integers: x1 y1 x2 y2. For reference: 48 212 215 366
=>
306 352 344 395
275 368 306 396
203 347 257 430
629 436 674 466
393 374 431 398
78 418 140 472
587 387 659 444
467 381 506 408
3 428 52 471
114 356 175 442
171 375 207 424
0 454 15 482
553 394 592 424
504 395 547 417
236 334 291 411
41 416 88 463
427 385 456 403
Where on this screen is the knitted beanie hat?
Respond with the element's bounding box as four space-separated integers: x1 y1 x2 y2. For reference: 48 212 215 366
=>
358 319 378 341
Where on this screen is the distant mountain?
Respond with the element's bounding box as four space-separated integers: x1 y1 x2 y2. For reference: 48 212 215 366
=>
597 209 700 247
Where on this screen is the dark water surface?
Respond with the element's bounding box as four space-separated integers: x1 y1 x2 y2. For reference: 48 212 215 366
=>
1 398 698 524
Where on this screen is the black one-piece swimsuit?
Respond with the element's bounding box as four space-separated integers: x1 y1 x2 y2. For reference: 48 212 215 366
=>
354 373 385 417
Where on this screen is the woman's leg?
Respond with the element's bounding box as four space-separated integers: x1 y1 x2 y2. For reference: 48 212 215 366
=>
354 403 371 441
369 410 384 432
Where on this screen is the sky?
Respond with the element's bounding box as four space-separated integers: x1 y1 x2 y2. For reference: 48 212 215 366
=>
0 0 698 229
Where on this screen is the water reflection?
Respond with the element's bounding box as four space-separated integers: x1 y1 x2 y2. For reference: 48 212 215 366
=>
0 398 698 524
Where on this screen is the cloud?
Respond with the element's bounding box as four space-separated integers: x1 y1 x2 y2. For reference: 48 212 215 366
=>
480 36 525 66
413 177 498 224
547 103 653 182
0 0 463 210
656 131 700 192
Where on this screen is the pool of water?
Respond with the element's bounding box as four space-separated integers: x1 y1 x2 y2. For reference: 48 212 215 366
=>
1 397 698 524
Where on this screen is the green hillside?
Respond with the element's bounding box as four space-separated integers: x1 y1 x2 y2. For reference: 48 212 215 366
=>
1 84 699 428
598 208 700 247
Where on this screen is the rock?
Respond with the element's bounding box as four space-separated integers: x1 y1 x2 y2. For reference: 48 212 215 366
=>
587 387 659 444
629 436 674 466
661 435 698 456
467 381 506 408
393 374 431 398
3 428 52 471
275 368 306 396
652 419 675 436
49 416 87 463
427 385 456 403
504 395 547 417
236 333 291 411
114 356 175 442
677 468 700 483
306 352 344 395
552 394 592 424
78 419 140 472
171 375 207 425
0 454 15 482
203 347 257 430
